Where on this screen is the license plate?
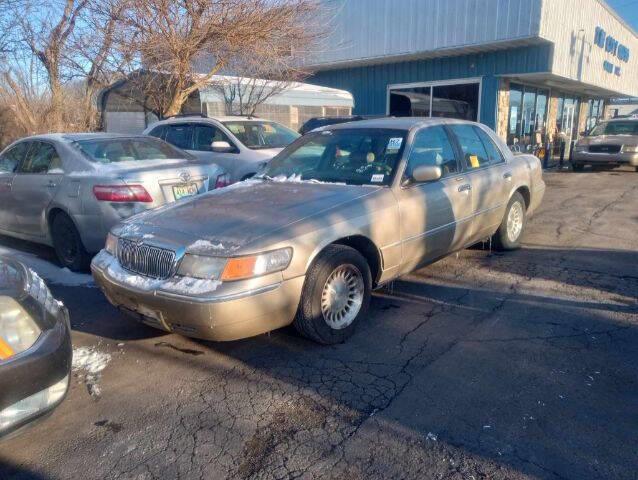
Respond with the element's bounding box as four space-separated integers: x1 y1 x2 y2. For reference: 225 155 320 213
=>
173 183 198 200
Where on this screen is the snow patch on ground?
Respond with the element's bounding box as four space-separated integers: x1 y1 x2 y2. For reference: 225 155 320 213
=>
0 245 94 287
72 346 111 398
93 250 222 295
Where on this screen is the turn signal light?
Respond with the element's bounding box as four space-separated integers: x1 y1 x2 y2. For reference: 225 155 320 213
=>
93 185 153 203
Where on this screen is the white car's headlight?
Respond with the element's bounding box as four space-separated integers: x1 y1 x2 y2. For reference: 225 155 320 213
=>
177 247 293 282
622 145 638 153
105 233 118 256
0 296 42 360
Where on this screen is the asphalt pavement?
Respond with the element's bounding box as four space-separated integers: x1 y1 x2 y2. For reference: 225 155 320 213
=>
1 167 637 480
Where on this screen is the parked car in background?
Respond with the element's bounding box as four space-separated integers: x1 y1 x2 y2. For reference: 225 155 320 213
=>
92 118 545 345
298 115 387 135
0 257 71 439
572 118 638 171
145 115 300 182
0 134 228 271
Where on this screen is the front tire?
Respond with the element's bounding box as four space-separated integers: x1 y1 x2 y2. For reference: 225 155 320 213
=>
493 192 526 251
572 162 584 172
294 245 371 344
51 213 92 271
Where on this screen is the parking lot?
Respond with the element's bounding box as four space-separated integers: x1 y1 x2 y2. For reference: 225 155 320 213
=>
0 168 636 480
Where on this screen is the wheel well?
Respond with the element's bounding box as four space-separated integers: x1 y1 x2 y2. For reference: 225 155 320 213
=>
515 186 531 210
47 208 67 231
332 235 382 286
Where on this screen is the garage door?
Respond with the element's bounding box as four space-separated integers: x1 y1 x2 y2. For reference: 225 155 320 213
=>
104 112 146 134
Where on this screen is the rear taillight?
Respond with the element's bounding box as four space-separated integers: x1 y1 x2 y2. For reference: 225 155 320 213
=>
93 184 153 203
214 173 231 189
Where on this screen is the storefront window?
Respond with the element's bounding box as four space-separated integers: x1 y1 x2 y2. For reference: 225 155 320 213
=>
586 99 604 132
389 82 479 121
507 84 549 149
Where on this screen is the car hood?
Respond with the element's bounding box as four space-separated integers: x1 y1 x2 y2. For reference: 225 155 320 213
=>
113 180 381 254
579 135 638 146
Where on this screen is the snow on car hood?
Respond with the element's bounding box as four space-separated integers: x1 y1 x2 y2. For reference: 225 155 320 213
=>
113 180 381 253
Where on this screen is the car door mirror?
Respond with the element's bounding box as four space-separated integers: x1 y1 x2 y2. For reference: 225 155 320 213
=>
412 165 442 183
211 141 233 153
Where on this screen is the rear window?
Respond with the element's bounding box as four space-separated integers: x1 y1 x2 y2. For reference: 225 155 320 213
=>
74 137 192 164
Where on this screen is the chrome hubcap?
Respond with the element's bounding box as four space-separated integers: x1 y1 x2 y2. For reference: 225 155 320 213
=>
507 201 524 242
321 264 364 330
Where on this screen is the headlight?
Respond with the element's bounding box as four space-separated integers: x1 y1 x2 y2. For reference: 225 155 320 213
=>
177 247 293 282
0 296 41 360
622 145 638 153
105 233 118 256
0 375 68 431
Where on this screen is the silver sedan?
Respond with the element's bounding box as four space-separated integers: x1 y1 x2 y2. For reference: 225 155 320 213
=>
0 133 228 270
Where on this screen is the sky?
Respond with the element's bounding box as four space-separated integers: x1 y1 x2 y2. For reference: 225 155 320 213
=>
606 0 638 32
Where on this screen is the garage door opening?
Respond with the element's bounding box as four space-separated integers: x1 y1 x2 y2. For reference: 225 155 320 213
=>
388 80 480 121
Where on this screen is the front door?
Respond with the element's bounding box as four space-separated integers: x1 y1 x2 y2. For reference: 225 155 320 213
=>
396 125 473 274
11 141 64 237
188 124 241 180
448 124 509 242
0 142 30 232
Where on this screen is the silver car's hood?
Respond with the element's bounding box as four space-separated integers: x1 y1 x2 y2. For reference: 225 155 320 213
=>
114 180 381 253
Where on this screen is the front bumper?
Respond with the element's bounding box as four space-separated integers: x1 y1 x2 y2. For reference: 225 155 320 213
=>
91 255 305 342
0 307 72 439
572 151 638 166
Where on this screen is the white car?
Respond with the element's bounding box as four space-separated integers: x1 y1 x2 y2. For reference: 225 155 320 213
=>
144 115 300 182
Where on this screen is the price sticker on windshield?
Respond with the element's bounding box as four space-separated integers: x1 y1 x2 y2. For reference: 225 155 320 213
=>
371 174 385 183
387 137 403 152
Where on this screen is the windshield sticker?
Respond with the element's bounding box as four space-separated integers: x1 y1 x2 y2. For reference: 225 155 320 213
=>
387 137 403 151
371 173 384 183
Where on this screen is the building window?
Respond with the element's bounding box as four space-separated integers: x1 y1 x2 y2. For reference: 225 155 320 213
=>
507 83 549 148
388 81 480 121
586 99 604 132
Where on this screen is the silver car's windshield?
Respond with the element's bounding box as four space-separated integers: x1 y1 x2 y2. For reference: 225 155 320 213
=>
222 121 299 149
588 121 638 136
261 128 408 186
73 137 192 164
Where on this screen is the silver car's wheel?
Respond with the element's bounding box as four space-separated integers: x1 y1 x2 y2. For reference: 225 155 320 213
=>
506 201 524 243
320 264 365 330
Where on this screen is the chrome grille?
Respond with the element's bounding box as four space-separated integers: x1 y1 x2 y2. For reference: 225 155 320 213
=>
117 238 176 279
589 144 621 154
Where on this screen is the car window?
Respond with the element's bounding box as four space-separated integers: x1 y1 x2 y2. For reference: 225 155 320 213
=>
589 121 638 136
164 124 193 150
222 121 299 149
193 124 236 152
450 124 490 170
147 125 167 140
405 126 458 179
17 142 62 174
74 137 191 163
0 143 30 173
474 127 504 164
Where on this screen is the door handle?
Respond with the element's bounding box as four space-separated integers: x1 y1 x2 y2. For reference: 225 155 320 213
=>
458 183 472 193
503 172 513 181
46 181 57 189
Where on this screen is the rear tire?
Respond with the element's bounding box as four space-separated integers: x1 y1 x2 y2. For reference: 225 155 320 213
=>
572 163 584 172
293 245 371 344
51 213 92 272
493 192 526 251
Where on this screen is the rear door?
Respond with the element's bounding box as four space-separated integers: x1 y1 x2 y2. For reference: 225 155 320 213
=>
11 141 65 237
448 124 509 242
396 125 473 273
188 123 241 178
0 142 30 231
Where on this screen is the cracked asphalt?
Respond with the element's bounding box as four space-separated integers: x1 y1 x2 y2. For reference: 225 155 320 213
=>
1 168 637 480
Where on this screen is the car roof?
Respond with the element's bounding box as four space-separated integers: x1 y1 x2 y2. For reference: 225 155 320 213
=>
154 115 266 125
605 117 638 122
11 133 149 143
324 116 475 131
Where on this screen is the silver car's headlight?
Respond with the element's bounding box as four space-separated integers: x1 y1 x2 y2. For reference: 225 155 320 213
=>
622 145 638 153
0 296 41 359
105 233 118 256
177 247 293 282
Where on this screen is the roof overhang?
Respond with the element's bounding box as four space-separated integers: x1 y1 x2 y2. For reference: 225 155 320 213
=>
500 72 631 98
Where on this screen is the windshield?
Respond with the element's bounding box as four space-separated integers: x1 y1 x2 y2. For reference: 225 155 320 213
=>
74 137 191 163
588 121 638 136
260 128 407 186
223 121 299 149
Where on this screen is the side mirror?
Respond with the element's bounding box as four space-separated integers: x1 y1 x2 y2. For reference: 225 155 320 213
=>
211 141 233 153
412 165 442 183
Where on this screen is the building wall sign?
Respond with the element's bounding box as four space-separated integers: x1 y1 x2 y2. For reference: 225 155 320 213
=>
595 26 630 76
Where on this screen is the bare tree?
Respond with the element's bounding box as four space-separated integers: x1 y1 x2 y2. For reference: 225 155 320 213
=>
114 0 322 118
